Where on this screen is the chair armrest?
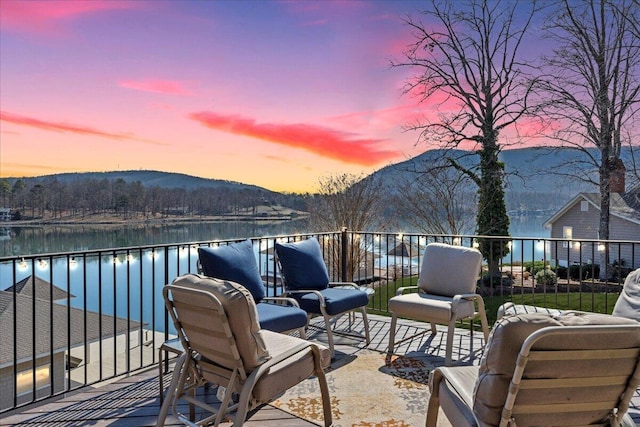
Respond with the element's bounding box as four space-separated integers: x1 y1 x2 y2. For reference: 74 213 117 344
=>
244 341 318 389
328 281 359 289
451 293 484 314
283 289 327 308
261 296 301 308
456 293 483 302
395 285 419 296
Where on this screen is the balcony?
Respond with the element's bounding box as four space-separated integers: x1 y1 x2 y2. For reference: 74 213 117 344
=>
1 231 639 425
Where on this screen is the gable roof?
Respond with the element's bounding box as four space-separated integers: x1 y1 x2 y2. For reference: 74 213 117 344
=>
544 191 640 228
0 277 142 367
3 275 74 301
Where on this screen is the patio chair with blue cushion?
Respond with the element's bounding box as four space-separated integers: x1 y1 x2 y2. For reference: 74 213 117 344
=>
157 274 332 427
388 242 489 366
426 311 640 427
274 236 371 357
198 239 308 337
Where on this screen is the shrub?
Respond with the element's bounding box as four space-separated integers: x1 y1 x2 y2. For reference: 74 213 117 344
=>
535 268 557 286
524 261 547 276
555 265 568 278
481 273 510 288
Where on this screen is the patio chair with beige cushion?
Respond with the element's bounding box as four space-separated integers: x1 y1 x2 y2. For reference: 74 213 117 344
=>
426 311 640 427
388 242 489 366
156 274 332 427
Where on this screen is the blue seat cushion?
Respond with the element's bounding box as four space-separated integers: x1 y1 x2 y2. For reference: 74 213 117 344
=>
291 288 369 316
198 239 266 302
256 302 308 333
275 237 330 290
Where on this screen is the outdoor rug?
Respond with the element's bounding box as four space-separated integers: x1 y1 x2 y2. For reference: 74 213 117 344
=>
271 350 435 427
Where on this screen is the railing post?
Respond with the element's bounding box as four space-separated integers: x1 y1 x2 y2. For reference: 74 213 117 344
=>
341 227 348 282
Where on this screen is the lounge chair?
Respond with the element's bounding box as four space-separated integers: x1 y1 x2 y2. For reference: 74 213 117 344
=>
275 236 371 357
426 311 640 427
156 274 332 427
388 242 489 366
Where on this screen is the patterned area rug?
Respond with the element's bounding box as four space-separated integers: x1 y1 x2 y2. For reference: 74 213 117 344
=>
271 350 434 427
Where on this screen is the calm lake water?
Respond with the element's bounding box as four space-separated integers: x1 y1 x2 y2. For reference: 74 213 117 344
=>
0 215 549 258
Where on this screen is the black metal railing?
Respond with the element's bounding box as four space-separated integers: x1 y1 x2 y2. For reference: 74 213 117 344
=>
0 230 638 413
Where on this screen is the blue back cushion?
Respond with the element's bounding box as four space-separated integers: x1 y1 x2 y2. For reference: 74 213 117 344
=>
198 239 266 302
275 237 330 290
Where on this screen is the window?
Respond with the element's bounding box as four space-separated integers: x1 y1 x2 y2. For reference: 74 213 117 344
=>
562 226 573 248
580 201 589 211
16 365 50 395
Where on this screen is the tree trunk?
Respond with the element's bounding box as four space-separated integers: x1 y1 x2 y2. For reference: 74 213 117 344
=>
598 158 612 280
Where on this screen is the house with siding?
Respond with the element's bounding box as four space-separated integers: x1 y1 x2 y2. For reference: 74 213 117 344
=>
543 168 640 270
0 275 141 411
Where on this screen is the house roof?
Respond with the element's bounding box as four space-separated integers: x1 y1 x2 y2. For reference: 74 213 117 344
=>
4 275 74 301
544 189 640 228
0 277 141 367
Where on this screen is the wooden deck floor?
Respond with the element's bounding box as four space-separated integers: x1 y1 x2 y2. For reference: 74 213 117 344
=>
2 315 640 426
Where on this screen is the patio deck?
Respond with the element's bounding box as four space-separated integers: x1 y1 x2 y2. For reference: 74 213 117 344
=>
2 314 640 427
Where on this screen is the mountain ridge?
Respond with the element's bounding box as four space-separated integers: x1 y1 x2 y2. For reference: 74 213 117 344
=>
5 147 636 200
4 169 274 193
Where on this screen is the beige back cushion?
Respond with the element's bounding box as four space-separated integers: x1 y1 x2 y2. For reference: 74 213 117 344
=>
418 243 482 296
171 274 270 371
473 311 639 426
613 268 640 321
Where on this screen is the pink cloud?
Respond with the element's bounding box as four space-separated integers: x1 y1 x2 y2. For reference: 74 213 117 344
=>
330 103 426 131
118 79 194 96
0 111 164 146
0 0 140 37
189 111 400 166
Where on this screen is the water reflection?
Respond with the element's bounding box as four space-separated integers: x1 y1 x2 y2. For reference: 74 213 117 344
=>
0 219 310 257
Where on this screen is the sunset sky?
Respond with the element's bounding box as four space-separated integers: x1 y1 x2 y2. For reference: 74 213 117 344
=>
0 0 531 193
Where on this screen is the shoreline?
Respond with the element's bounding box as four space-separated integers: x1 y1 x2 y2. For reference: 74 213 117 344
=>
2 214 308 227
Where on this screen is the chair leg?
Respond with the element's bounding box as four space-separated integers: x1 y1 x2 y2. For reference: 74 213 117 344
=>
389 313 398 353
361 306 371 345
156 353 187 427
312 346 333 427
425 369 443 427
323 312 336 358
445 321 456 366
476 299 490 342
158 347 164 404
298 326 307 339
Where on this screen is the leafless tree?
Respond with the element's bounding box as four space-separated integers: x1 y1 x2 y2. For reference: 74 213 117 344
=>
536 0 640 276
395 160 476 235
393 0 539 275
307 173 385 281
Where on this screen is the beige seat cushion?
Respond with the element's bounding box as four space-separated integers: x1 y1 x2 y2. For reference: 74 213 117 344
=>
389 293 475 324
473 311 639 426
171 273 270 371
419 243 482 296
252 330 331 402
